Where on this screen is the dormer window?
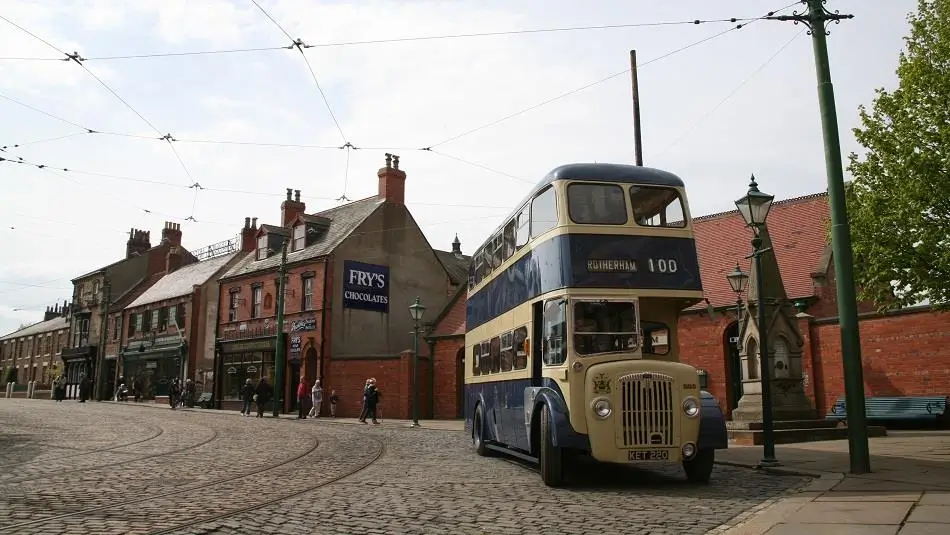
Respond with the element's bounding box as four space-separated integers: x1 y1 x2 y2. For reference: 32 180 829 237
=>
292 224 305 251
257 235 268 260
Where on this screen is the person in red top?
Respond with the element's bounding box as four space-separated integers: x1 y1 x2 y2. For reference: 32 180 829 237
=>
296 379 309 419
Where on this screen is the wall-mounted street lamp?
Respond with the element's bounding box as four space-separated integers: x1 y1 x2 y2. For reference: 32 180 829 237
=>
408 296 426 428
726 262 750 331
735 174 778 467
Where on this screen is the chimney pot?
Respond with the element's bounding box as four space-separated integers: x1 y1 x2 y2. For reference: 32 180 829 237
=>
252 217 258 228
378 152 407 205
244 217 251 229
286 188 292 200
294 189 301 202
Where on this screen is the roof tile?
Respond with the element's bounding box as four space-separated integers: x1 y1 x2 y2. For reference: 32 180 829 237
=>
693 192 830 309
222 197 384 279
127 253 237 309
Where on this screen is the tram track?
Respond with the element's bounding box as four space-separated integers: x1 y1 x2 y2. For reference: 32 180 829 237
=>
144 433 386 535
0 424 165 469
0 428 340 533
0 427 221 485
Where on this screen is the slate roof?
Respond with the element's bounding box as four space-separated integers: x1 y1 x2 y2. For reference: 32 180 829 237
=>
0 316 69 340
109 273 166 313
221 196 385 279
434 250 472 285
73 242 198 282
692 192 831 310
127 253 238 309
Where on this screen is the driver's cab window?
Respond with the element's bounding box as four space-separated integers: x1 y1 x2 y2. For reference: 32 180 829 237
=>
541 298 566 366
572 300 639 356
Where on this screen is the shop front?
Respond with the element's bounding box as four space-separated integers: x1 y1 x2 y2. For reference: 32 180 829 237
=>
217 338 276 410
61 346 96 400
120 335 185 401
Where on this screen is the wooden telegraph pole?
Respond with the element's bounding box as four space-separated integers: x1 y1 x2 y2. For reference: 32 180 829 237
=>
630 50 644 166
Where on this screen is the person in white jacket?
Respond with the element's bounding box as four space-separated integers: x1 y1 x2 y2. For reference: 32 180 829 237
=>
309 379 323 417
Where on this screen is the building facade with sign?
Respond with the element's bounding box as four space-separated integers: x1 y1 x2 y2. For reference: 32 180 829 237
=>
62 222 198 400
106 251 240 401
213 154 469 415
1 302 72 395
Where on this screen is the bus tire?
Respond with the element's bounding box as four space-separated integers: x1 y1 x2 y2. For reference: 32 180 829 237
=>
473 404 491 457
539 403 564 487
683 448 715 484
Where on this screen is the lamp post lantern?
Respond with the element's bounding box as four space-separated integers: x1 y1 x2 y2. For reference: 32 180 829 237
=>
408 296 426 428
735 174 778 466
726 262 749 325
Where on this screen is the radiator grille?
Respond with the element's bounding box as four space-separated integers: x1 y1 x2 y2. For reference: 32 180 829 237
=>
618 372 675 447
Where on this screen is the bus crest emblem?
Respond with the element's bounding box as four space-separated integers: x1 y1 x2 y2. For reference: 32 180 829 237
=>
592 373 611 394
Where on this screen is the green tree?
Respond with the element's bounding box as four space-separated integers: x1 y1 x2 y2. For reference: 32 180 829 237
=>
846 0 950 310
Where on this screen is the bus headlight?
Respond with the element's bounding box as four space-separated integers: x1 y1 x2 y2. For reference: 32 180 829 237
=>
682 396 700 418
592 398 612 419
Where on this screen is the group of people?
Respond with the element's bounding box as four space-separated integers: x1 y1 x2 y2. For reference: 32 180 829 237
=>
358 377 381 425
50 374 91 402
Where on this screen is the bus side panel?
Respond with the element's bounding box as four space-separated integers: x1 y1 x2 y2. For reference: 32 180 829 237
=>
465 378 533 452
699 391 729 450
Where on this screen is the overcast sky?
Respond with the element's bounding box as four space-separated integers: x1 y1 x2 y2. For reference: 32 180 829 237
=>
0 0 917 335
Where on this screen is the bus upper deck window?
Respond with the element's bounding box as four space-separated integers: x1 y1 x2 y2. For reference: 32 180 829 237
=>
630 186 686 228
567 183 627 225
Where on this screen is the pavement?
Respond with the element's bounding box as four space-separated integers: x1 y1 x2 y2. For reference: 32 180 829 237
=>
0 398 805 535
711 430 950 535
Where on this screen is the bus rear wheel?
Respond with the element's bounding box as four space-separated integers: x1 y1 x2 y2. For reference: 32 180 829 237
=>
473 404 490 457
539 404 564 487
683 448 715 484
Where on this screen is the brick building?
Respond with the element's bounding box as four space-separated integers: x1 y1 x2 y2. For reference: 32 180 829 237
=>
103 250 239 401
0 301 72 393
213 154 470 417
63 222 197 400
429 191 950 421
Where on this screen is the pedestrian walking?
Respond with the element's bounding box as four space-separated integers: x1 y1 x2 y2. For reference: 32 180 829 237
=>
308 380 323 418
239 378 254 416
358 379 371 422
363 378 381 425
255 377 272 418
296 379 309 419
329 389 338 417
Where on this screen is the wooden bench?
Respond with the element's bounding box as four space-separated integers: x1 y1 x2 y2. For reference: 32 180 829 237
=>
826 396 949 425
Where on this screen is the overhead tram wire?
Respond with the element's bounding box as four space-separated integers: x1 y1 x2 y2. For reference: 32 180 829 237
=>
422 1 802 151
0 150 514 210
0 16 205 220
248 0 348 146
1 14 795 61
655 28 806 159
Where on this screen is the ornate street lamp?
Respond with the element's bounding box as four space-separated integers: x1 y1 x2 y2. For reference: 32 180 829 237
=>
726 262 749 327
735 174 778 467
408 297 427 428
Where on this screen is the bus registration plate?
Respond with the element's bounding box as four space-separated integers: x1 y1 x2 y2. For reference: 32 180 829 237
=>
628 449 669 461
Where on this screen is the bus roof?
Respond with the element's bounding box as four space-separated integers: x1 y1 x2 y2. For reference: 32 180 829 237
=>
473 163 687 254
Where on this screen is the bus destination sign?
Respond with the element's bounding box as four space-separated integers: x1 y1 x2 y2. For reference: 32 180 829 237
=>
587 259 638 273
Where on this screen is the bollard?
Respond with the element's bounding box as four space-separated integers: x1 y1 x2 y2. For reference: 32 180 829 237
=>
5 382 12 399
26 381 32 399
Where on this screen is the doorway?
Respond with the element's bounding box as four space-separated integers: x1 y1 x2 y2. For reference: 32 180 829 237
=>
723 321 743 415
305 347 317 383
289 362 301 413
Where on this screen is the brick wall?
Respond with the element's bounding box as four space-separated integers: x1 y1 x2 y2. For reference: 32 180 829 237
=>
812 307 950 414
431 337 464 419
324 351 431 420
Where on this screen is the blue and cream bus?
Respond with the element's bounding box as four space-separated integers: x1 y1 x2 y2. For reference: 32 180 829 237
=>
463 163 728 486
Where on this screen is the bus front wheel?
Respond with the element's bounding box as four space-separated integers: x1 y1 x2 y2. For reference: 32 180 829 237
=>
473 404 490 457
683 448 715 484
539 404 564 487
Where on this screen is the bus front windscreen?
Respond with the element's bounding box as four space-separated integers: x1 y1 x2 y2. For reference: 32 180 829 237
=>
572 300 639 356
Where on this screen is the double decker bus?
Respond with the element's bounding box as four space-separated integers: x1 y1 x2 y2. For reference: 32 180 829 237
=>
464 163 728 486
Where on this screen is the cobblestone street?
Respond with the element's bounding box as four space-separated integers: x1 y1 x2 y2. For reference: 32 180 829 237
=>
0 400 807 534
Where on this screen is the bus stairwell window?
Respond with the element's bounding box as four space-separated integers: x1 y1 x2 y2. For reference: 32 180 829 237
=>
568 183 627 225
573 301 639 355
630 186 686 228
542 300 566 366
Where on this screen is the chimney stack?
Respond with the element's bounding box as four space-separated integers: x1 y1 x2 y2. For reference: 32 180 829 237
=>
161 221 182 246
378 153 407 205
241 216 258 252
166 244 183 273
126 228 152 258
281 187 306 227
